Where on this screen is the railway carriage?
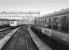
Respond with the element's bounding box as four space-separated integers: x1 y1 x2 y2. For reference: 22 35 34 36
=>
0 21 10 29
34 9 69 33
31 8 69 48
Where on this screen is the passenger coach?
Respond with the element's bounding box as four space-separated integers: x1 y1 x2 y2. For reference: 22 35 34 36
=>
34 8 69 33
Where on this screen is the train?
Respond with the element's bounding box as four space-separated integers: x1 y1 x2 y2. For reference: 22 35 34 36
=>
33 8 69 33
0 20 24 29
30 8 69 48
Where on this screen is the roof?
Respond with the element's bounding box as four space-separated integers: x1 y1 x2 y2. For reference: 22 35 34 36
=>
45 8 69 17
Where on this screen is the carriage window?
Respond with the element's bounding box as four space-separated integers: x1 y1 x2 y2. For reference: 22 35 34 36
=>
45 19 46 22
61 16 66 21
11 21 14 24
63 16 66 19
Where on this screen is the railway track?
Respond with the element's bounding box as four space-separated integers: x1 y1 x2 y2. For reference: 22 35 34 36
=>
0 26 21 50
0 27 17 39
2 26 38 50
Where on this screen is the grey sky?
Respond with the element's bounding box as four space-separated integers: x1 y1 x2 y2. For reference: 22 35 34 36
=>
0 0 69 15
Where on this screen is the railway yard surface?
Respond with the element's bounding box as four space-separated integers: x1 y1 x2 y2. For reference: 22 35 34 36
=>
0 26 38 50
0 25 69 50
0 25 51 50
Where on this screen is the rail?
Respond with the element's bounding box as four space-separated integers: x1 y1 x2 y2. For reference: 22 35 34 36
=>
0 27 20 50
